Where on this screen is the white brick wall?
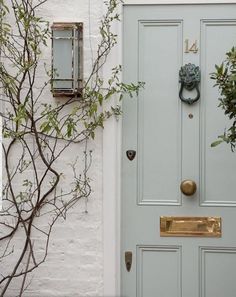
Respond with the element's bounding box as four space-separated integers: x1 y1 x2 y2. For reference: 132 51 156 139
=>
2 0 107 296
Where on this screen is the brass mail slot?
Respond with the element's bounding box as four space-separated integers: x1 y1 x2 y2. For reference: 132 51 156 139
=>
160 216 221 237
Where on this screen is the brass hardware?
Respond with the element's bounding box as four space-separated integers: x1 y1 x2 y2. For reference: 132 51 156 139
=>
125 251 132 272
160 216 221 237
126 150 136 161
180 180 197 196
184 39 198 53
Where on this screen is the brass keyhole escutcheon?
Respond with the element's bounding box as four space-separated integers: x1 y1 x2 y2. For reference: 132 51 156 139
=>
180 180 197 196
125 251 132 272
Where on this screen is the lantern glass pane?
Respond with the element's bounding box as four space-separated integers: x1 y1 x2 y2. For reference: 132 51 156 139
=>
53 37 73 89
53 29 72 38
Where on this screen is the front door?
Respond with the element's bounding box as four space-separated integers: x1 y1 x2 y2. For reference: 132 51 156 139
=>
122 4 236 297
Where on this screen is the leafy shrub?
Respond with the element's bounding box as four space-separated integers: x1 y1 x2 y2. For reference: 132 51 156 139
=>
211 47 236 151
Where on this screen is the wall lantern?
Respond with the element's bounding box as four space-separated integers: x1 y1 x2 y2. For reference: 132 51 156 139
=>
51 22 83 97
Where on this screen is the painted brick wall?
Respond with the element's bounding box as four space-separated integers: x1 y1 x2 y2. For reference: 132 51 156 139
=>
2 0 106 296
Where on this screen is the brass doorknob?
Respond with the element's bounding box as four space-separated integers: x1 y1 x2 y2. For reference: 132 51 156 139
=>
180 180 197 196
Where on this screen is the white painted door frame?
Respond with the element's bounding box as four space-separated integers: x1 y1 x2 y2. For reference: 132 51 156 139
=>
102 1 236 296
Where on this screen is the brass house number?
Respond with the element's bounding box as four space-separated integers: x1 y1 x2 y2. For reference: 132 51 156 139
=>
185 39 198 53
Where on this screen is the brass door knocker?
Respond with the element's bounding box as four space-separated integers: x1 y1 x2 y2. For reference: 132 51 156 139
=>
179 63 200 105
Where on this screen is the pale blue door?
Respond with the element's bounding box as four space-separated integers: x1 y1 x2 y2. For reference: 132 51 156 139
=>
122 4 236 297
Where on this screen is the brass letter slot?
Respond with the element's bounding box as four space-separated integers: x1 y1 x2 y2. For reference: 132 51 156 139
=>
160 216 221 237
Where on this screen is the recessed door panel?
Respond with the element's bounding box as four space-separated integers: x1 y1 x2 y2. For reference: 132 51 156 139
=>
200 20 236 206
138 21 182 205
137 246 182 297
200 247 236 297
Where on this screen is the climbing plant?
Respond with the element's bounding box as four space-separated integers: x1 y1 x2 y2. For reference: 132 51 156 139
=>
211 46 236 151
0 0 143 295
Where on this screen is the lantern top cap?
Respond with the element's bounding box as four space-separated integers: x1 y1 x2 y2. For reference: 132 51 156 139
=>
51 22 83 30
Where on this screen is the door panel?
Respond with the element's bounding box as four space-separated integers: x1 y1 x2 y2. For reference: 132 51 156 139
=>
137 246 182 297
200 247 236 297
200 20 236 206
122 4 236 297
138 21 182 205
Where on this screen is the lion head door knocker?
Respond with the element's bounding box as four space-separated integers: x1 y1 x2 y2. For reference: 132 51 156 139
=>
179 63 201 105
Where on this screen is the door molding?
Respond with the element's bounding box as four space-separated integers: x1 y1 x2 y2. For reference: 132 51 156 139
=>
102 1 236 296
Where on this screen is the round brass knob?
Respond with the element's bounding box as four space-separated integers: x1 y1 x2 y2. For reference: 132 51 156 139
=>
180 180 197 196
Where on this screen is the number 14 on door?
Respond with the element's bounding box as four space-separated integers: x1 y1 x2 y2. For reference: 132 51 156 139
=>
185 39 198 53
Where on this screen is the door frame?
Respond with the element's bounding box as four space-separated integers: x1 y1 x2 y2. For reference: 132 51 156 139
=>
102 1 236 296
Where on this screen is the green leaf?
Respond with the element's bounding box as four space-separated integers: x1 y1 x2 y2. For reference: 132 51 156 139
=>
211 140 223 147
40 122 52 133
90 131 95 140
98 93 103 106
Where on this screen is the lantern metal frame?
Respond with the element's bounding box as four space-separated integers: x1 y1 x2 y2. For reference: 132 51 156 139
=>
51 22 83 97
